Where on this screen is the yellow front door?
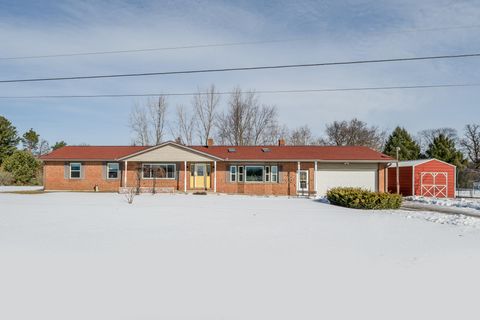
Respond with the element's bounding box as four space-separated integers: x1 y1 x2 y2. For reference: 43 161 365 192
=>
190 163 211 189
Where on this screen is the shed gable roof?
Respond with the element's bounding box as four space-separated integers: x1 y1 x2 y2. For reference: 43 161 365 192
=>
393 158 456 168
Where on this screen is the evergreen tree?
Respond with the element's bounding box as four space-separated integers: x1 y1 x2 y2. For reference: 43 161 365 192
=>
0 116 19 165
22 128 39 153
2 150 40 184
383 126 421 160
426 134 467 168
52 141 67 150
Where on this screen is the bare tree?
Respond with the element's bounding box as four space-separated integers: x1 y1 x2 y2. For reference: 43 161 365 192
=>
129 96 169 146
171 105 195 145
251 104 279 145
322 118 385 150
129 103 150 146
268 124 290 145
194 85 219 145
460 124 480 168
417 127 457 153
149 96 168 145
289 125 314 145
216 88 281 145
216 88 256 145
125 187 136 204
37 139 50 156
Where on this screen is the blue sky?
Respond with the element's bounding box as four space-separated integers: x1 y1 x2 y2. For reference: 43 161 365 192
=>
1 0 480 145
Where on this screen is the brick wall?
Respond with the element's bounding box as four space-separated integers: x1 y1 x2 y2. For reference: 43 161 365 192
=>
215 162 313 196
43 161 121 191
45 160 382 196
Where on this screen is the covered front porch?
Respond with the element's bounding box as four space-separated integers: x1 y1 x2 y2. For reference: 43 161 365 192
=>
117 142 221 193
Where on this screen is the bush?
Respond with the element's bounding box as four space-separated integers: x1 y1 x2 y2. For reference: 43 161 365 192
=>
326 187 402 210
0 169 14 185
2 150 41 185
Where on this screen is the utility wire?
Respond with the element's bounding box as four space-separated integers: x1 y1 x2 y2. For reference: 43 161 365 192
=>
1 24 480 60
0 52 479 84
1 83 479 99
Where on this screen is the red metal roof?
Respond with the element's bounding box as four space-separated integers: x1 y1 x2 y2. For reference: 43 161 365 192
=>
40 146 149 161
41 143 393 162
191 145 393 161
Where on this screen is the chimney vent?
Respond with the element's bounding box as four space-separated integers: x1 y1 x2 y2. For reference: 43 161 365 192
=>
207 138 214 147
278 139 286 146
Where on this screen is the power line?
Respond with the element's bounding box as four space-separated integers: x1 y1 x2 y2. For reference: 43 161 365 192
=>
0 39 303 60
2 24 480 61
0 52 479 84
0 83 479 99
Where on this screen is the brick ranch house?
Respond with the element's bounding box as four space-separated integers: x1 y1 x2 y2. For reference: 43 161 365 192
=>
40 140 394 196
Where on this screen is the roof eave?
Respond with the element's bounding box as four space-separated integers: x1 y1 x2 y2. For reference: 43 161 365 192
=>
117 141 224 161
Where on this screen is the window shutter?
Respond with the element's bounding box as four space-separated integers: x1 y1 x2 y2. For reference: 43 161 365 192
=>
226 165 230 183
64 162 69 179
80 163 85 179
278 165 284 183
102 162 107 180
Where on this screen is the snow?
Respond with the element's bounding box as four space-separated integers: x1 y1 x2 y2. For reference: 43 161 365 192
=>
408 195 480 211
1 193 480 320
0 185 43 192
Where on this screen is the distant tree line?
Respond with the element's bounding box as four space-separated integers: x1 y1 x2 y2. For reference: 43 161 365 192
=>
0 115 67 185
129 85 386 149
129 85 480 188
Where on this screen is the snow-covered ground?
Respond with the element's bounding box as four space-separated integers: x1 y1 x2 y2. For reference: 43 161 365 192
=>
1 193 480 320
408 195 480 211
0 185 43 192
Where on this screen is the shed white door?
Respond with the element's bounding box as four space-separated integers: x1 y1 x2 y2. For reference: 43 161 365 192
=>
316 163 378 196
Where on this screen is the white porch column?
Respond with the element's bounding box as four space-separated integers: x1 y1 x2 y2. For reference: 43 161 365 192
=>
314 161 318 195
184 161 187 193
214 161 217 193
124 161 128 187
297 161 300 194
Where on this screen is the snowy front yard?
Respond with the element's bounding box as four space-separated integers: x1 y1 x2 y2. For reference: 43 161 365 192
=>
1 193 480 320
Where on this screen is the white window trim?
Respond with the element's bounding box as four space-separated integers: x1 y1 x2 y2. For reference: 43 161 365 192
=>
230 165 237 182
142 163 176 180
230 164 279 184
271 165 278 183
70 162 82 179
245 165 265 183
238 166 244 182
107 162 120 180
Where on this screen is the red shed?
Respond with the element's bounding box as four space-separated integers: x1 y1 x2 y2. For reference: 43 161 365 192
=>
387 159 456 198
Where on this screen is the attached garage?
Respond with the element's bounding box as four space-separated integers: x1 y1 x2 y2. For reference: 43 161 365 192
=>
316 163 379 196
387 159 456 198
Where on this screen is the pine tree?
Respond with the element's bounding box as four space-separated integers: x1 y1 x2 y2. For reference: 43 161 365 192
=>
426 134 467 168
52 141 67 151
383 126 421 160
2 150 40 184
0 116 19 165
22 128 39 153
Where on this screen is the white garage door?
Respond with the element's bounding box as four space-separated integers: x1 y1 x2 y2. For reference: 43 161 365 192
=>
316 163 378 196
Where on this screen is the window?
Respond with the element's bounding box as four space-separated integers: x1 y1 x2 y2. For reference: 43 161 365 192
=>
230 165 279 183
230 166 237 182
70 162 81 179
245 166 264 182
238 166 244 182
107 163 119 179
142 164 176 179
271 166 278 183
